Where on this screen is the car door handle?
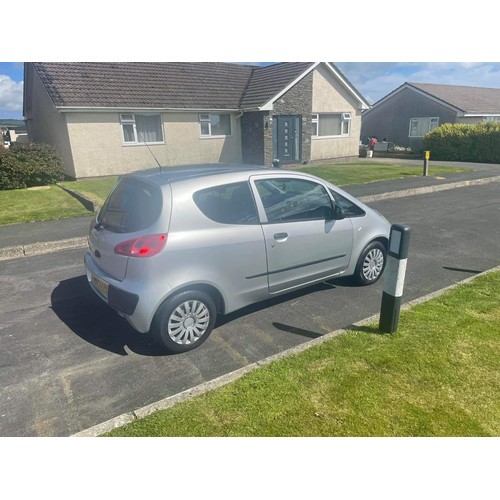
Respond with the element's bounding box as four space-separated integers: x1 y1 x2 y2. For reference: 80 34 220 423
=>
273 232 288 241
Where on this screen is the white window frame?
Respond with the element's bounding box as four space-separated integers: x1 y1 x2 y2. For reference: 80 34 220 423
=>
120 113 165 145
311 112 351 138
409 117 440 138
199 113 232 138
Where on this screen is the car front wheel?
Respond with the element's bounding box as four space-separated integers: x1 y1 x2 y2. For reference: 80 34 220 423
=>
353 241 386 285
151 290 217 353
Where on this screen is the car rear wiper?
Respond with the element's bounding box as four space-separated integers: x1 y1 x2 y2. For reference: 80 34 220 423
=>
94 220 126 233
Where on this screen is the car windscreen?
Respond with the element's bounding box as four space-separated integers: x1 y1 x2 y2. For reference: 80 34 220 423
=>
97 177 163 233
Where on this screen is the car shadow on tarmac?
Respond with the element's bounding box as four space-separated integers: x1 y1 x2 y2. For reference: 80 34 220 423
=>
50 275 163 357
51 275 356 356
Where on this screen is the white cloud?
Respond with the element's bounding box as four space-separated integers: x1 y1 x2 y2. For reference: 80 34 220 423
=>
335 62 500 105
0 75 24 116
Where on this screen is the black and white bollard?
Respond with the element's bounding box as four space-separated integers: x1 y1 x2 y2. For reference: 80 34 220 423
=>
379 224 411 333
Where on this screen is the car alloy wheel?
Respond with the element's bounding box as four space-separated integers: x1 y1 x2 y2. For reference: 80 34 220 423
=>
167 300 211 345
362 248 385 281
151 290 217 354
354 241 387 285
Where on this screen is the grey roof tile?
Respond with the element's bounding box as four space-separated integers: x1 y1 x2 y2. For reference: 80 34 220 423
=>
409 82 500 114
33 62 255 109
240 62 315 108
32 62 319 111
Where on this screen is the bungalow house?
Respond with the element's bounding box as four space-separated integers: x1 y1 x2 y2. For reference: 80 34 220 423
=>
361 82 500 151
23 62 369 178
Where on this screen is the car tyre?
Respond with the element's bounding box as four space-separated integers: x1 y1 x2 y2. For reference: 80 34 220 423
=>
151 290 217 354
353 241 386 286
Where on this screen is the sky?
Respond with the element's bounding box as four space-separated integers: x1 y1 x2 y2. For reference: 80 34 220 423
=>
0 63 24 119
2 0 498 117
2 61 500 120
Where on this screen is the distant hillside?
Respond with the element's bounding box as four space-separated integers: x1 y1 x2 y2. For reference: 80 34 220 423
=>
0 119 25 130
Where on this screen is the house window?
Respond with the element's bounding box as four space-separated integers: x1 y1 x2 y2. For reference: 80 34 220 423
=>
120 114 164 144
312 113 351 137
483 116 500 122
409 117 439 137
199 114 232 137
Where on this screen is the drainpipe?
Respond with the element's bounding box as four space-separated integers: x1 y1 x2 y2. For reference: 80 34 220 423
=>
235 110 244 163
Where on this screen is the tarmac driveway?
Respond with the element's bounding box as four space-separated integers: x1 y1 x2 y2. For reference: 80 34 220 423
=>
0 182 499 436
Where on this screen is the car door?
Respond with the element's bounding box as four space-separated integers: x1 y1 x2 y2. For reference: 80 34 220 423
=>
250 175 354 294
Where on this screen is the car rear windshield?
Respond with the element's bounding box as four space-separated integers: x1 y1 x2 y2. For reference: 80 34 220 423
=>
97 177 163 233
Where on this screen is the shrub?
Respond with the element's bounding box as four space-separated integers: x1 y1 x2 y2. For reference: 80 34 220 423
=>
424 122 500 163
0 143 65 190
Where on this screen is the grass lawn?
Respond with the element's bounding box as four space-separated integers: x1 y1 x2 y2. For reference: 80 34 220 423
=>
105 270 500 437
60 176 118 208
0 185 92 225
0 164 471 226
296 162 470 186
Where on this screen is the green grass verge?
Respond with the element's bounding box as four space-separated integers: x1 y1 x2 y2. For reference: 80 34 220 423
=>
0 177 118 226
60 176 118 208
105 270 500 437
0 185 92 225
296 163 469 186
0 164 471 226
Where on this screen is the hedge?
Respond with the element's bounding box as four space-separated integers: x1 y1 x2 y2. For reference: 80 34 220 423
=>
423 122 500 163
0 143 65 190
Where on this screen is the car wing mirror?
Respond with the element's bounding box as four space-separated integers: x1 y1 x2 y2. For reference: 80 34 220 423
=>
327 204 345 221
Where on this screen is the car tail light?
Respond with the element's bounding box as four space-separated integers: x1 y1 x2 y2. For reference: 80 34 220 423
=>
114 234 167 258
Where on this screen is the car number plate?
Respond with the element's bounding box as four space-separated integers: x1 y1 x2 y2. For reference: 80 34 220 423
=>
91 274 109 300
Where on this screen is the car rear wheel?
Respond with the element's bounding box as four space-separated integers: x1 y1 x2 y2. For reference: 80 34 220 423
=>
151 290 217 353
353 241 386 285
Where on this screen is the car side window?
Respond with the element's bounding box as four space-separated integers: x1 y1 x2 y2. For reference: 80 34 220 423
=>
329 189 366 217
193 182 259 224
255 178 333 223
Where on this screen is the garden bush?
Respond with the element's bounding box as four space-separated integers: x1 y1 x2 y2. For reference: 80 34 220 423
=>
424 122 500 163
0 143 65 190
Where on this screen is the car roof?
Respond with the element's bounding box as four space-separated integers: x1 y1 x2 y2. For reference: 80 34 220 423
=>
125 163 285 185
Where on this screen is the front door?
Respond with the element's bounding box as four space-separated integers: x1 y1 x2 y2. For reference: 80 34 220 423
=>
274 115 302 164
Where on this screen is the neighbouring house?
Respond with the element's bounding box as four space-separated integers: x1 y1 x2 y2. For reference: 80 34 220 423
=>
4 128 28 146
361 82 500 151
1 127 27 147
23 62 369 178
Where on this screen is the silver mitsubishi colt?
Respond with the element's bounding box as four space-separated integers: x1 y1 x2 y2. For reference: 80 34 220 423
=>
85 164 390 353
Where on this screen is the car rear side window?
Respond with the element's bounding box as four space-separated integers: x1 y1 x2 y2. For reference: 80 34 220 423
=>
193 182 259 224
98 178 163 233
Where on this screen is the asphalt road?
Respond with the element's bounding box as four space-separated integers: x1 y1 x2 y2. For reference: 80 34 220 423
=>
1 183 499 436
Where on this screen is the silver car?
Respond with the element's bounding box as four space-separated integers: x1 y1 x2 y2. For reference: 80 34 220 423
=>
84 164 390 353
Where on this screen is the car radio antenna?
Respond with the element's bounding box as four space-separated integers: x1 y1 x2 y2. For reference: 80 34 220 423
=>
137 129 164 174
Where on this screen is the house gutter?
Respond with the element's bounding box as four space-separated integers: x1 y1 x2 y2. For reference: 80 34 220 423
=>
55 106 241 113
463 113 500 118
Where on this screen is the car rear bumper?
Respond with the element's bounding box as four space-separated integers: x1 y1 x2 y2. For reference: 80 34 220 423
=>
84 251 148 332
